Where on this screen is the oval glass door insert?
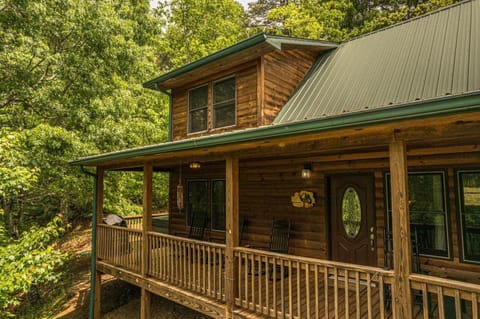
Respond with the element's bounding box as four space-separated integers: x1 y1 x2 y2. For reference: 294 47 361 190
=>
342 187 361 238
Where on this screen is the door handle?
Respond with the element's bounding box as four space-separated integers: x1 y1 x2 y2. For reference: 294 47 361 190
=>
369 226 375 251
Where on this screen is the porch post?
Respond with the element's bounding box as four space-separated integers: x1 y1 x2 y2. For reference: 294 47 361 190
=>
225 157 239 318
141 163 153 319
93 167 104 319
389 139 412 318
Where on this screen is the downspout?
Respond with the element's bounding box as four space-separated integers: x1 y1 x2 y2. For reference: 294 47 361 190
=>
80 165 98 319
155 83 173 142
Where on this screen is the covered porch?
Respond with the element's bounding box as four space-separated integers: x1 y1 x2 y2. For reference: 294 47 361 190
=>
81 110 480 318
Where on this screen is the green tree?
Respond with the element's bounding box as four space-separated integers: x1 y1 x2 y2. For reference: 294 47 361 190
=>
0 0 168 231
155 0 248 70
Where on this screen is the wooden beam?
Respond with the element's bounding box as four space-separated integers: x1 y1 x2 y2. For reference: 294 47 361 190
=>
141 163 153 319
94 167 104 319
225 157 239 318
389 139 412 318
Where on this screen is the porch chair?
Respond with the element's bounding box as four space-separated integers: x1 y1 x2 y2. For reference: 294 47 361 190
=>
268 219 291 280
187 212 208 240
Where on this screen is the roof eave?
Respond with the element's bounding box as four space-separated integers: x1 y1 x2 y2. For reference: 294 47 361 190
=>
143 34 338 91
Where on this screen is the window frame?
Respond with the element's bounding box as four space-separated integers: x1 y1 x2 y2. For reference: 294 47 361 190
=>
457 170 480 264
185 179 209 226
212 76 237 130
185 178 226 232
211 179 226 232
187 84 209 134
385 171 450 259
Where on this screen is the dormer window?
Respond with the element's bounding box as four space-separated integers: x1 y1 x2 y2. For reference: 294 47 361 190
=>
188 77 236 134
188 85 208 133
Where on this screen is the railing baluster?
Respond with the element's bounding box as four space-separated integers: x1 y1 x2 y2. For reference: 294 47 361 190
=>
297 260 301 319
324 266 329 319
472 292 478 319
345 269 349 319
438 286 445 319
355 271 360 319
367 273 372 319
315 264 319 319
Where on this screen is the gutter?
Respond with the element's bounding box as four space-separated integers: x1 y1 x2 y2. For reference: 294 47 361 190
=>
70 91 480 166
80 165 98 319
153 84 173 142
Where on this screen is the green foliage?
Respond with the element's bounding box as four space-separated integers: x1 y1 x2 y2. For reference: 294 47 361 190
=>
248 0 460 41
0 217 67 317
155 0 248 69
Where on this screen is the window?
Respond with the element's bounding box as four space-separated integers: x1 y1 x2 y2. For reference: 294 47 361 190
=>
458 171 480 263
213 77 236 128
211 180 226 231
186 180 208 225
186 179 226 231
386 172 449 258
188 85 208 133
187 77 236 133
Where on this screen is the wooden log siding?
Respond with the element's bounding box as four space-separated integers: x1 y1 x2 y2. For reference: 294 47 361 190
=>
234 247 395 319
262 50 318 125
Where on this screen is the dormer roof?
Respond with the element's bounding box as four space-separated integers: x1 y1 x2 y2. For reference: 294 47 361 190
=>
143 33 338 91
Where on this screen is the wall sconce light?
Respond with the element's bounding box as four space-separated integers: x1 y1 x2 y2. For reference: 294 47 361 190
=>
189 162 201 169
301 164 312 179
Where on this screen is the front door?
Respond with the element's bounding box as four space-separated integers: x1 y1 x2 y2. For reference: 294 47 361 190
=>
330 174 376 266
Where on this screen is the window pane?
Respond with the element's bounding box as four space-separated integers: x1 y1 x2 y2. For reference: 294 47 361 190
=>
213 78 235 104
213 103 235 128
409 174 444 212
386 172 448 257
189 85 208 110
459 172 480 262
212 180 226 231
189 109 207 132
187 181 208 226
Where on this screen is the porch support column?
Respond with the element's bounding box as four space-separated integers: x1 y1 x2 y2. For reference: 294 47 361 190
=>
389 139 412 318
92 167 104 319
225 157 239 318
141 163 153 319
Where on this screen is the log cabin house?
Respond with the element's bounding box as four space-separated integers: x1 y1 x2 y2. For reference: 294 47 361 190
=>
72 1 480 318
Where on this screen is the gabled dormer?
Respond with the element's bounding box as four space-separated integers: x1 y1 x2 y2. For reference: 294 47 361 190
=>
144 34 337 141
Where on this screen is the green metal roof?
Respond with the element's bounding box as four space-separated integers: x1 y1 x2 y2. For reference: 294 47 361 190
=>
274 0 480 124
143 33 338 91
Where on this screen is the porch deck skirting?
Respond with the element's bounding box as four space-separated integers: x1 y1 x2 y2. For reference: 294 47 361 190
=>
97 224 480 318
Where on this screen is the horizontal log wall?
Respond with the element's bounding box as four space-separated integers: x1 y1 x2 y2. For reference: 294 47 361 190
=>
262 50 318 125
167 147 480 281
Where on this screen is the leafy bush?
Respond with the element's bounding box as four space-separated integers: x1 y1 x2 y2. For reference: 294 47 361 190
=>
0 217 68 317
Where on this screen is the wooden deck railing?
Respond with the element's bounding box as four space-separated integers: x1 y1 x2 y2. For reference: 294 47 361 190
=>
234 247 395 319
124 213 166 230
410 273 480 319
96 225 480 319
147 232 226 303
97 224 142 273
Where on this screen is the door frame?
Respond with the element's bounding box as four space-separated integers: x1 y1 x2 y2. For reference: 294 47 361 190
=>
327 173 377 266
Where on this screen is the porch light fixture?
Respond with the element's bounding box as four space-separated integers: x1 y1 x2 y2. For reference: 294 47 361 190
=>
189 162 201 169
302 164 312 179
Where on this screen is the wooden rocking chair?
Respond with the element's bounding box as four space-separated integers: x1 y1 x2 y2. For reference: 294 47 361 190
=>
187 212 208 240
268 219 291 279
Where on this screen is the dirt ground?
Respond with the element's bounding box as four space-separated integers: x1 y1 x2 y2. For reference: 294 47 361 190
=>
54 222 211 319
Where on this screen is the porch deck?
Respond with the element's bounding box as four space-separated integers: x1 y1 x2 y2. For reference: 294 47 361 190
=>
96 224 480 318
